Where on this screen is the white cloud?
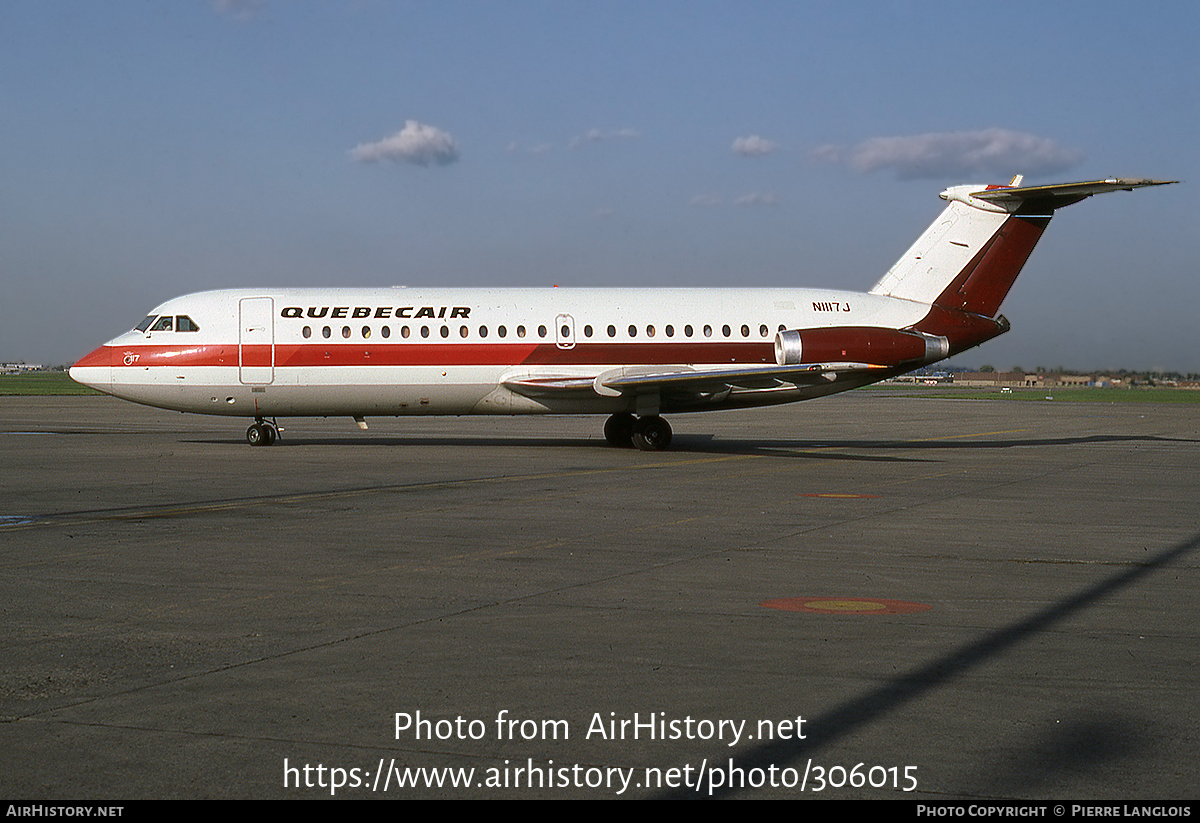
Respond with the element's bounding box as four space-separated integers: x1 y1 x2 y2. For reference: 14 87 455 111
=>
734 191 779 207
351 120 460 167
813 128 1083 180
568 128 639 149
731 135 779 157
689 193 722 207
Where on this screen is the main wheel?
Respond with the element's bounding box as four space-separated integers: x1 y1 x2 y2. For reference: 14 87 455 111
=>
603 413 636 447
631 415 672 451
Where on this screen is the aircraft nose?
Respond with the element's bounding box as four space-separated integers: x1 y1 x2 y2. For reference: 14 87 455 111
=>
69 345 112 392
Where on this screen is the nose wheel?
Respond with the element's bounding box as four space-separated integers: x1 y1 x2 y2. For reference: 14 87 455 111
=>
246 419 278 446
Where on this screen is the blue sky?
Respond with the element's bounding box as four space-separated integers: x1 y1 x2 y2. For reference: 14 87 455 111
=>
3 1 1196 371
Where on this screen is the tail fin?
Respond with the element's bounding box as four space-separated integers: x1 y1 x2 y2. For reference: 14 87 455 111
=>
870 178 1176 318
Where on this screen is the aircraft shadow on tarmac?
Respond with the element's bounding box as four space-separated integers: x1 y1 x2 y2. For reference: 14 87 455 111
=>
184 431 1197 464
185 434 934 463
667 432 1197 458
654 529 1200 799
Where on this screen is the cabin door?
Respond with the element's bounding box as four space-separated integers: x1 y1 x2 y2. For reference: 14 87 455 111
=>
239 297 275 385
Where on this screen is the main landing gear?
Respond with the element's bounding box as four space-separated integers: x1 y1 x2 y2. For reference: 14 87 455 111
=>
246 417 279 447
604 412 672 451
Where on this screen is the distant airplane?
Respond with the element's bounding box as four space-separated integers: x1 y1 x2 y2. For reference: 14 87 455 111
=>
70 177 1175 449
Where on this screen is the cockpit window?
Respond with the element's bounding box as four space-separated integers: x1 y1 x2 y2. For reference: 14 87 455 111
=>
150 316 174 332
135 315 157 332
176 315 200 332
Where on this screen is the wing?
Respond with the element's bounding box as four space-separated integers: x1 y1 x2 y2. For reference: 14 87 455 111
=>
502 362 889 399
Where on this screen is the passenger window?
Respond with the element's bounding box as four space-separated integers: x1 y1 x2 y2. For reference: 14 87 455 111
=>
498 325 507 338
684 325 693 337
342 326 351 338
517 325 526 338
538 325 547 338
759 324 769 337
665 325 674 337
479 325 488 338
741 324 749 337
703 325 712 338
628 325 637 338
583 325 593 338
323 326 331 338
607 325 616 338
421 326 430 338
460 326 469 338
722 325 731 337
440 326 449 338
362 326 371 339
303 326 312 339
382 326 391 338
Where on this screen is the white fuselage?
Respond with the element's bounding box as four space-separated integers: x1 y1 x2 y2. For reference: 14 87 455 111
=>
70 286 932 418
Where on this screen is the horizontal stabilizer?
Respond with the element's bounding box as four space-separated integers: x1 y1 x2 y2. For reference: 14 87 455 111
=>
971 178 1177 210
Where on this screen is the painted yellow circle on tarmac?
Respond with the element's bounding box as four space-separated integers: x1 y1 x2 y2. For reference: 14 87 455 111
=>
760 597 932 615
813 599 887 611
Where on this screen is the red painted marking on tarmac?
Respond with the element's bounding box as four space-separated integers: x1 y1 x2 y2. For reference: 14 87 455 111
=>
760 598 931 615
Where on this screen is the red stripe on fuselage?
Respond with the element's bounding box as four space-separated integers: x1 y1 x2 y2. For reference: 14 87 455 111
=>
72 345 112 368
99 341 777 369
100 345 236 368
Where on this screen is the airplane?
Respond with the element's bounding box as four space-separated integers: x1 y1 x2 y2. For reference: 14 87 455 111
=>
70 176 1175 449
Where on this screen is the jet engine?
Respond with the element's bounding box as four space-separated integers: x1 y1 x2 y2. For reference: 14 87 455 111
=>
774 327 949 367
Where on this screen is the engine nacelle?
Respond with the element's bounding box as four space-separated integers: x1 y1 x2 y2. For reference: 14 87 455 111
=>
775 327 949 367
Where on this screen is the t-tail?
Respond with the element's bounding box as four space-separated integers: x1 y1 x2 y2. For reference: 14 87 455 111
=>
869 177 1177 357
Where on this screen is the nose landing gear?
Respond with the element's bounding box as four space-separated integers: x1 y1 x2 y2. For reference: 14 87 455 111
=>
246 417 279 446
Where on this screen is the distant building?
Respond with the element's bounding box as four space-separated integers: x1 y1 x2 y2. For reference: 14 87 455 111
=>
1046 373 1092 387
1 363 44 374
886 369 1196 390
951 371 1043 388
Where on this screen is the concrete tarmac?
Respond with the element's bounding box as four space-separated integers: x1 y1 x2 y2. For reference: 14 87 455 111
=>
1 393 1197 799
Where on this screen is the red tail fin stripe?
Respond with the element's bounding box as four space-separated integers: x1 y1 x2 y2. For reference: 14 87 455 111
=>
933 214 1050 317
